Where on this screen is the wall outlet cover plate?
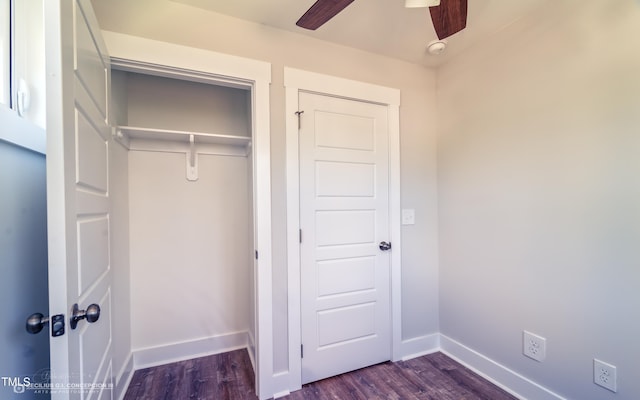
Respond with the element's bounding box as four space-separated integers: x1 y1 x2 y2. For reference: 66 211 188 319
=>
523 331 546 362
594 359 617 392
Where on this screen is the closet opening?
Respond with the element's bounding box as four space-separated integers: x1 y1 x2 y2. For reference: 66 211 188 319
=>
110 61 259 383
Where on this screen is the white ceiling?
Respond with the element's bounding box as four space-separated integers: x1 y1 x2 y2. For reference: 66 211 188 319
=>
166 0 547 67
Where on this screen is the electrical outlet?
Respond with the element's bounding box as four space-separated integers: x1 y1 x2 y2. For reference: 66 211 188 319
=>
594 359 617 392
523 331 546 362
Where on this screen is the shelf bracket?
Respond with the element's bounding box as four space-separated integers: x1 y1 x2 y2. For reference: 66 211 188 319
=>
186 134 199 181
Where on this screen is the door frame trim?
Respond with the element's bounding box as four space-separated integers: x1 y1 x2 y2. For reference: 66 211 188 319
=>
284 67 402 392
101 31 275 400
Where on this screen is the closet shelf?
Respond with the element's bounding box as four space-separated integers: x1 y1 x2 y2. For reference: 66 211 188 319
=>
116 126 251 147
114 126 251 181
115 125 251 159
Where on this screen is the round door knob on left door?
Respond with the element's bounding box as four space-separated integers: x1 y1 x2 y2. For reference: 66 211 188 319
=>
26 313 49 334
70 303 101 330
26 313 66 336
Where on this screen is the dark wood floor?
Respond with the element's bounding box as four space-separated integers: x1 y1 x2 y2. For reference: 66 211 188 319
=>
124 349 518 400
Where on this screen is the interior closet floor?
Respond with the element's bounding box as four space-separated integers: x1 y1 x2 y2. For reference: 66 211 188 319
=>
123 349 518 400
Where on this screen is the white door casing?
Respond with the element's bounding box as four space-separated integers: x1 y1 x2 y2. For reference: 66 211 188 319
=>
299 92 391 383
285 67 402 393
45 0 113 399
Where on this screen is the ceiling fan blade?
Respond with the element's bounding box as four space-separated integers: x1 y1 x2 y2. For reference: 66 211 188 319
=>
429 0 467 39
296 0 355 30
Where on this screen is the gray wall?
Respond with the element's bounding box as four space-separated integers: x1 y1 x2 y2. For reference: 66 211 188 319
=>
127 151 251 352
0 136 49 399
438 1 640 399
123 72 251 136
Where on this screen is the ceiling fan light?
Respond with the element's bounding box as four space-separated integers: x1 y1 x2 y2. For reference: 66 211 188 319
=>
405 0 440 8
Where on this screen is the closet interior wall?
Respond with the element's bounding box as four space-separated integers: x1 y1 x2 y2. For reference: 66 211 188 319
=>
111 69 255 367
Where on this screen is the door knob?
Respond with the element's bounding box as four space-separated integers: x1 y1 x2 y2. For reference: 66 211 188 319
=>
70 303 100 330
26 313 48 334
379 241 392 251
26 313 65 336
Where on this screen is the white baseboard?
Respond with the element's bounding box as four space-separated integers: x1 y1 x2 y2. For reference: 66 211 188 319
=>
439 334 566 400
133 331 249 370
115 354 134 400
271 371 291 399
247 330 256 372
400 333 441 361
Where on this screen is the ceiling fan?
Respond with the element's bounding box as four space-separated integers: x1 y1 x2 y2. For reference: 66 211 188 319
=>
296 0 468 40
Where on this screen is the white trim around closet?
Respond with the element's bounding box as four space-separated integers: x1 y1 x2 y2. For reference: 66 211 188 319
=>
284 67 402 394
102 31 275 400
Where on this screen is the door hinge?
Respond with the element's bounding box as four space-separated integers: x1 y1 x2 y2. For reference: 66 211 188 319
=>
299 229 302 243
255 250 258 260
301 344 304 358
294 110 304 130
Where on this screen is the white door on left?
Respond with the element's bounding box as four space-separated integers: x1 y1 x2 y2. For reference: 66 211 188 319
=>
45 1 113 399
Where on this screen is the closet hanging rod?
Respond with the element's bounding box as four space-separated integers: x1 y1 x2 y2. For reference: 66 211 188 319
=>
117 125 251 147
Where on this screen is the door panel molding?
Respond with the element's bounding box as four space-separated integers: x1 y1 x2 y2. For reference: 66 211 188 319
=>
284 67 402 392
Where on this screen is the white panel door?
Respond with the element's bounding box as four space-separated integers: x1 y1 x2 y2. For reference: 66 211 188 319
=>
299 92 391 384
45 1 113 399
